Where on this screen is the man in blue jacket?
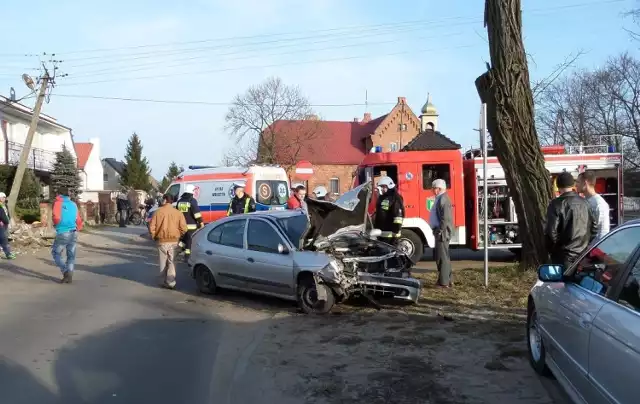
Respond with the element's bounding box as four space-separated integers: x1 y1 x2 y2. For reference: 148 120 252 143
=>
52 187 83 284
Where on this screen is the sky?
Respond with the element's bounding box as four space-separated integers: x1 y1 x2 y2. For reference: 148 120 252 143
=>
0 0 638 179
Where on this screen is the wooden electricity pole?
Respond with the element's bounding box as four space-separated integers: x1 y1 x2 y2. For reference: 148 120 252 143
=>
7 72 50 220
475 0 553 269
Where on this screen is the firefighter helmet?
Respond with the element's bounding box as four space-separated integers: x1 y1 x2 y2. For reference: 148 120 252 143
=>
313 186 327 198
377 176 395 189
184 184 196 194
233 181 247 189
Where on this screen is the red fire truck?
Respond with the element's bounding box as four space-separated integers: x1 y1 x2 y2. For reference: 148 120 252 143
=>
355 144 624 262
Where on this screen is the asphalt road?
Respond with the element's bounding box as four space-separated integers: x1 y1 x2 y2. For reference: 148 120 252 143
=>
0 226 294 404
0 226 569 404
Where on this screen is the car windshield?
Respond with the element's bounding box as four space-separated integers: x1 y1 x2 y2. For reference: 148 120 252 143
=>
256 180 289 206
277 214 308 246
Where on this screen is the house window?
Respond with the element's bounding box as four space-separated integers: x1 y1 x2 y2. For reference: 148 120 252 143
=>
103 173 108 182
390 142 398 152
329 178 340 195
398 123 407 131
422 164 451 189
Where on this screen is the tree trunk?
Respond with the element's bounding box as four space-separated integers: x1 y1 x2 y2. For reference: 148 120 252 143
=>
476 0 553 269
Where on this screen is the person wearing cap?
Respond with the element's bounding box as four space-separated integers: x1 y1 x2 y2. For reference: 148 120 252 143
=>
545 171 597 269
430 179 453 287
313 186 328 201
287 184 308 214
0 192 16 260
176 184 203 256
227 181 256 216
373 176 404 247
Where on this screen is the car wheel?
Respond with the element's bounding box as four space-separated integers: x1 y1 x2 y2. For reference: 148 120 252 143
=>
398 229 424 262
195 265 217 294
298 277 335 314
527 304 551 376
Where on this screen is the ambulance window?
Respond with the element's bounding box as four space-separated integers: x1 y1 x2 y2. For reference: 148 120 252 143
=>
422 164 451 189
166 184 181 200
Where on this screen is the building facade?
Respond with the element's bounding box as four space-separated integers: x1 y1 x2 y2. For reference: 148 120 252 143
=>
268 95 441 196
75 138 104 202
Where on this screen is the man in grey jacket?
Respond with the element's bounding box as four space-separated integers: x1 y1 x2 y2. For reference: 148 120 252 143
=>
430 179 453 287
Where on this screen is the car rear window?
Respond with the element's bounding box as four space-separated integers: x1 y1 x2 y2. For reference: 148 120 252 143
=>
256 180 289 205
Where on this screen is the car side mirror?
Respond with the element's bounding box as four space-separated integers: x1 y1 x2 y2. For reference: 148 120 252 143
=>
278 244 289 254
538 264 564 282
369 229 382 238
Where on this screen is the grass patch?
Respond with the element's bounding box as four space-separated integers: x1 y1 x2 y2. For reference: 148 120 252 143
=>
412 266 537 318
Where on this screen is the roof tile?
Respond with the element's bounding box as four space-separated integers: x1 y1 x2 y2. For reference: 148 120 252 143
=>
74 143 93 170
401 129 461 151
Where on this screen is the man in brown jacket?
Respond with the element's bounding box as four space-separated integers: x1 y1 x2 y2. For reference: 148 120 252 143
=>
149 194 187 289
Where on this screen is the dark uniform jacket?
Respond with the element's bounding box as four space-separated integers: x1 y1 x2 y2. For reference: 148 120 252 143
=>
545 191 598 268
374 188 404 239
227 194 256 216
176 194 203 230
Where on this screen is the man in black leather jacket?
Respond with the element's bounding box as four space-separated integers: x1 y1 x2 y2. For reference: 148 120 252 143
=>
545 172 598 268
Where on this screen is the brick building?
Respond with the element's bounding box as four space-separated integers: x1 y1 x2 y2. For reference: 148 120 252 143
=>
267 95 452 196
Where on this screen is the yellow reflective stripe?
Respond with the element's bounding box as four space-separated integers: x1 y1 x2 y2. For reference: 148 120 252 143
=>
187 224 198 230
393 217 403 224
227 202 232 216
244 197 250 213
194 212 202 219
380 231 393 237
393 232 402 237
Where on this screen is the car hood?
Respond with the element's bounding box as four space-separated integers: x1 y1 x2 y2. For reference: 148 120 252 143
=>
304 181 372 246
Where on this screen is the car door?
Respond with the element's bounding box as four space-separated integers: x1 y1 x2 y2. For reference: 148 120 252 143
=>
241 218 295 296
204 219 248 289
542 227 640 402
588 226 640 404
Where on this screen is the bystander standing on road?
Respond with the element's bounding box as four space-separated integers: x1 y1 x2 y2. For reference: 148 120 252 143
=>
116 190 130 228
577 170 610 240
545 172 597 269
287 184 308 215
430 179 453 288
51 187 83 284
0 192 16 260
149 193 187 290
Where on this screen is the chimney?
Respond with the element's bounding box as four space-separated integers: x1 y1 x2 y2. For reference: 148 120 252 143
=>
398 96 406 104
363 112 372 123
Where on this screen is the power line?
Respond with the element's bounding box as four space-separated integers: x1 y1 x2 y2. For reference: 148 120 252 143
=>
50 93 396 107
57 43 478 87
68 30 467 78
0 0 624 62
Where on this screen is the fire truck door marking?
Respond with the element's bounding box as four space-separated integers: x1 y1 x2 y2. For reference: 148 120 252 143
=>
426 197 435 210
405 172 414 181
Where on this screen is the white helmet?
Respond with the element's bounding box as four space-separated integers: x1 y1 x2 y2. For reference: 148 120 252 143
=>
313 186 327 198
233 180 247 189
291 182 304 189
377 176 395 189
184 184 196 194
0 192 5 198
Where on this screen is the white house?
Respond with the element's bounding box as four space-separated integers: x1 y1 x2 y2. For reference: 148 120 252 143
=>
75 138 104 202
0 95 77 197
102 158 125 191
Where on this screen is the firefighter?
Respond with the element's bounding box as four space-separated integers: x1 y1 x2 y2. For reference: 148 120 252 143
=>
176 184 203 256
227 181 256 216
374 176 404 246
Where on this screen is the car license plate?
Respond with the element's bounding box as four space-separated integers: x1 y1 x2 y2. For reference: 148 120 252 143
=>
271 206 284 210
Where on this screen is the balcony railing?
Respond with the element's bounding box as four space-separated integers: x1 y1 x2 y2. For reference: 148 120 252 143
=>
5 141 75 172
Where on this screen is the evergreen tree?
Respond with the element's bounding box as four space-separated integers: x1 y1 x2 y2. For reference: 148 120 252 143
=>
120 132 151 191
159 161 181 192
51 145 82 198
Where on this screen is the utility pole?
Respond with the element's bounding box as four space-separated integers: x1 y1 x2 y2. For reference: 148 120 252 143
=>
7 71 50 220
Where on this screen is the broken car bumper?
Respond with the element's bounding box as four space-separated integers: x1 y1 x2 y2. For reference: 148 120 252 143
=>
357 272 421 303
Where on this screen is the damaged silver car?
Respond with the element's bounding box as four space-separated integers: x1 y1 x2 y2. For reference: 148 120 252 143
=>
188 182 422 314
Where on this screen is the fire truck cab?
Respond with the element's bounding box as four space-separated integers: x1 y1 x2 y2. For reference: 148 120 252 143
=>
356 144 624 263
356 149 466 262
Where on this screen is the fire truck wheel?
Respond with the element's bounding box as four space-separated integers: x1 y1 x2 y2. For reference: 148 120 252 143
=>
398 230 424 263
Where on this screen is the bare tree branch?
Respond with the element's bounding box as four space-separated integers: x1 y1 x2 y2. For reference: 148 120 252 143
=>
532 51 585 101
